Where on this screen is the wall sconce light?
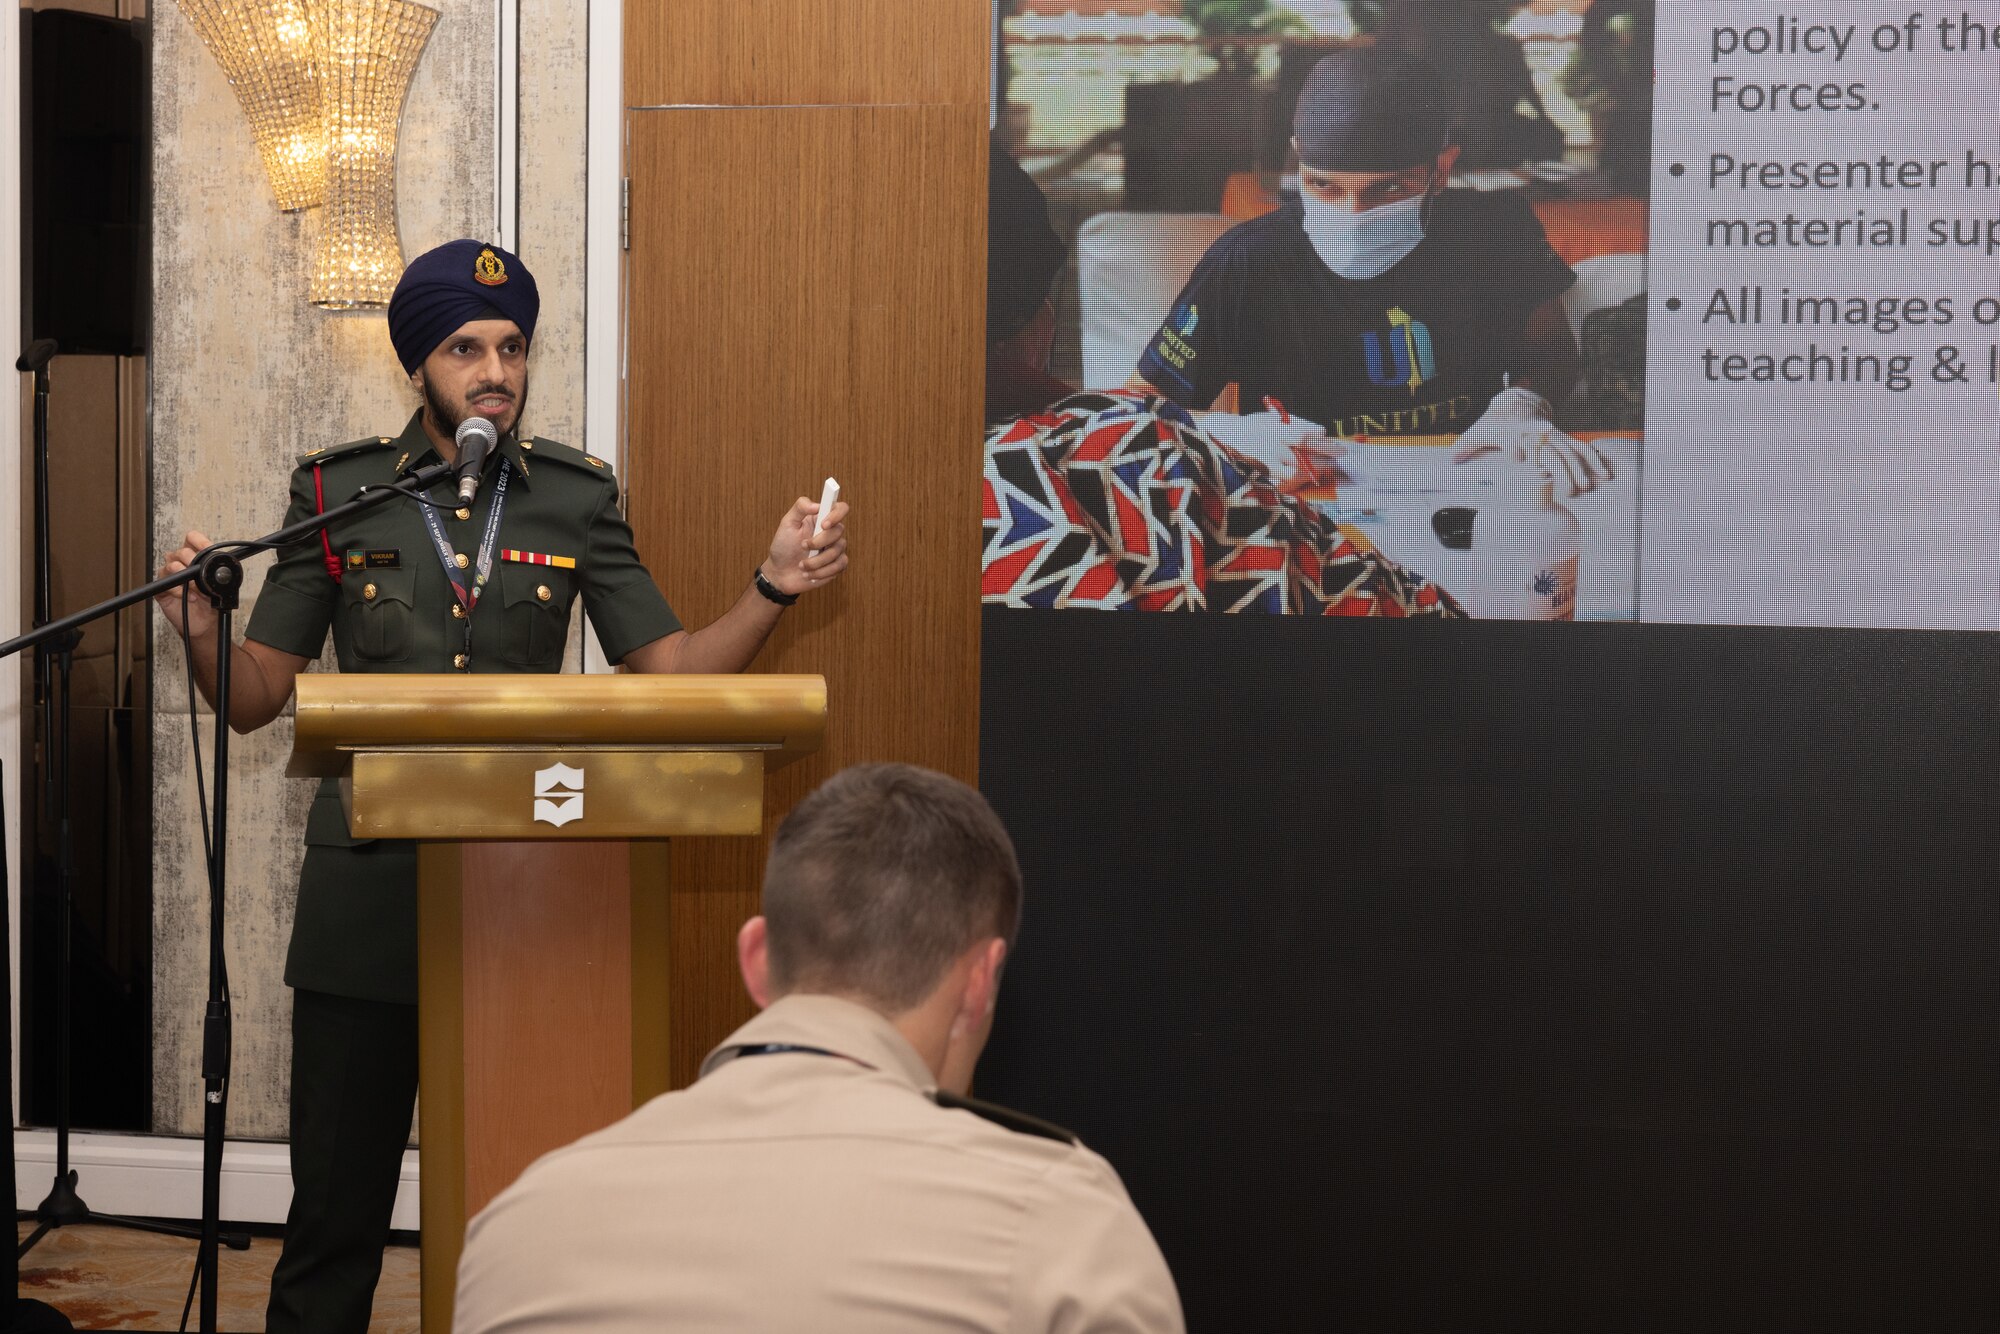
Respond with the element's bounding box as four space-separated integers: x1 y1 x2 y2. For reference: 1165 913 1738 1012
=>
309 0 440 307
178 0 438 307
175 0 327 211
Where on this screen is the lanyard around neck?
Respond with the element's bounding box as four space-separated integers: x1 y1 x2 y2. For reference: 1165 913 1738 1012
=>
417 457 511 616
728 1042 878 1073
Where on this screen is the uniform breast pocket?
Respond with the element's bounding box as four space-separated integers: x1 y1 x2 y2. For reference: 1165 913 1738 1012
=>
499 564 575 668
342 567 416 664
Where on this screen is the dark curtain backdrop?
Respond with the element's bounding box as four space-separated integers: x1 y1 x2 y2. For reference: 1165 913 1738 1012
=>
978 608 1999 1333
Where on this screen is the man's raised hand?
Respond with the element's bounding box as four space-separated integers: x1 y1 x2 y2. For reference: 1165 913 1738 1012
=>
762 496 851 598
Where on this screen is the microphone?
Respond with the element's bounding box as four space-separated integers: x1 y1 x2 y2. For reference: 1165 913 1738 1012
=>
454 416 499 506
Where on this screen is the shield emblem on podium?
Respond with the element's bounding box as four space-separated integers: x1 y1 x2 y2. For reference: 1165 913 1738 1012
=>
533 762 586 827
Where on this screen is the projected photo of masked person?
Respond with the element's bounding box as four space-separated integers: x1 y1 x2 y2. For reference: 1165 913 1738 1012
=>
1134 49 1607 493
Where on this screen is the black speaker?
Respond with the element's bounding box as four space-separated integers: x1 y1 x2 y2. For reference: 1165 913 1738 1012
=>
24 9 147 357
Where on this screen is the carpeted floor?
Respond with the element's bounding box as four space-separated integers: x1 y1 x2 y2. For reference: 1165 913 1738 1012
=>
15 1222 419 1331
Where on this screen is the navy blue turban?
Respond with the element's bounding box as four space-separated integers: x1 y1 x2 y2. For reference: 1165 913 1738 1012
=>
386 239 540 375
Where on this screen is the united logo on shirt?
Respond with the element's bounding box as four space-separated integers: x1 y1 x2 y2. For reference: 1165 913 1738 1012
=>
1361 306 1437 396
1151 302 1202 386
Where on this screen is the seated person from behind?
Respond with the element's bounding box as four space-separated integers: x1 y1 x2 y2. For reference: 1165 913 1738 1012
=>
987 139 1077 426
453 763 1185 1334
1133 48 1608 497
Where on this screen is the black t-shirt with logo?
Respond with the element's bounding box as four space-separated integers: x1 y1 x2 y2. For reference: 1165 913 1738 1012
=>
1138 191 1575 438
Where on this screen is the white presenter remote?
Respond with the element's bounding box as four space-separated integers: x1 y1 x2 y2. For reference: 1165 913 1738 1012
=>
814 478 840 536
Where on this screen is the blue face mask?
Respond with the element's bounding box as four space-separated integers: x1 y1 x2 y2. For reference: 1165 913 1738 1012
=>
1300 184 1432 280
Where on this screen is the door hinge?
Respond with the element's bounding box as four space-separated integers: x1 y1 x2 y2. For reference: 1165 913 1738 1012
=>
620 176 630 251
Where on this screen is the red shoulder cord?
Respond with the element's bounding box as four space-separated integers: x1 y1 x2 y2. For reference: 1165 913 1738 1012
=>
315 464 342 584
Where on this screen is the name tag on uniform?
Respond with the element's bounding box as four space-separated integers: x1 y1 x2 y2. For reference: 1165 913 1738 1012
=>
345 549 401 569
500 549 577 569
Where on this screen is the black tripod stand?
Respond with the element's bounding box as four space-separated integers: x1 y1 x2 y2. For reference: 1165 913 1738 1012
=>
1 338 453 1331
13 342 235 1263
4 757 76 1332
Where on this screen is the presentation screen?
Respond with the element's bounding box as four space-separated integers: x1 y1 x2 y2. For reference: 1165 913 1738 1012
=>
983 0 1999 629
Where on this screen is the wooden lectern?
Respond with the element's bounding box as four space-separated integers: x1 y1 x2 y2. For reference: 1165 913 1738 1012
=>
288 673 826 1329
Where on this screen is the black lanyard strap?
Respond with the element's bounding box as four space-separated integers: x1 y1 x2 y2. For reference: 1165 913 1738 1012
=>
418 458 511 615
728 1042 878 1072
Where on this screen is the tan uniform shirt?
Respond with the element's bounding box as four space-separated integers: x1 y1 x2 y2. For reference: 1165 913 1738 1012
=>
453 994 1184 1333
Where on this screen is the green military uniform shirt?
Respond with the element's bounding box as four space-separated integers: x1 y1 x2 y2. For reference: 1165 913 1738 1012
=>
244 410 682 1004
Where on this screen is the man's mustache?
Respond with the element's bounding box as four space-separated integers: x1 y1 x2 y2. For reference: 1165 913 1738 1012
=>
467 385 514 402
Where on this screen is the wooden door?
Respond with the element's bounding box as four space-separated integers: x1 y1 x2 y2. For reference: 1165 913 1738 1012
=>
621 2 988 1085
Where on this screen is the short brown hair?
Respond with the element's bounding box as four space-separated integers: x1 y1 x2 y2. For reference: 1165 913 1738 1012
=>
762 764 1023 1012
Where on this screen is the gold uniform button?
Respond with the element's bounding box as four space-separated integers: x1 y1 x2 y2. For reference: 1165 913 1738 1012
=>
453 653 468 670
536 584 552 602
450 604 466 620
519 440 534 450
454 553 470 570
362 583 378 601
455 507 472 521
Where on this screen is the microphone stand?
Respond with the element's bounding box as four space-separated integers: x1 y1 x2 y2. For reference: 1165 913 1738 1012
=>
0 414 453 1332
4 757 75 1331
14 343 227 1262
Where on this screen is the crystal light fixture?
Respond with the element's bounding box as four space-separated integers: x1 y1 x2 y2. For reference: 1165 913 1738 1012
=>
310 0 440 308
176 0 326 211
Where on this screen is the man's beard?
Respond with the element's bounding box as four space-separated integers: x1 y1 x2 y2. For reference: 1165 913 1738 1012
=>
423 374 529 442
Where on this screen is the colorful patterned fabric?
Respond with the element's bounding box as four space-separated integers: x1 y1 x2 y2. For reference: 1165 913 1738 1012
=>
983 391 1463 617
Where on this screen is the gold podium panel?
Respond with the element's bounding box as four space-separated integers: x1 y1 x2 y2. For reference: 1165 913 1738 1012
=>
290 673 825 1329
344 749 766 840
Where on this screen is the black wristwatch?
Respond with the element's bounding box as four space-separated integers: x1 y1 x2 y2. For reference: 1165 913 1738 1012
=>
753 567 799 606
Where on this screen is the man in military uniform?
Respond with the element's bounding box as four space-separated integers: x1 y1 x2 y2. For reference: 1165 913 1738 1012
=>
154 238 850 1333
453 763 1184 1333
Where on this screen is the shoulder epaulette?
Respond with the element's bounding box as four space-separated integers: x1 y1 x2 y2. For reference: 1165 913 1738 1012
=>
298 435 397 467
523 436 615 479
931 1089 1079 1145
